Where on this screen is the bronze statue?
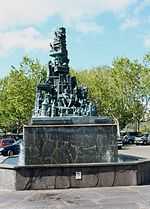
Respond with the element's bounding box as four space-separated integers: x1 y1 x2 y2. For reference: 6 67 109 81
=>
33 27 97 118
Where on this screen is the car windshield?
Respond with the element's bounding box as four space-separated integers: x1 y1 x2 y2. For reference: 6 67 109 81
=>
128 132 143 137
3 139 14 144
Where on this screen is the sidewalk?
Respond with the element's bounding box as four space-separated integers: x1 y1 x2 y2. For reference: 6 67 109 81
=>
1 145 150 209
0 186 150 209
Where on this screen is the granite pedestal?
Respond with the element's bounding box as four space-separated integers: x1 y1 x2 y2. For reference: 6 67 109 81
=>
23 117 117 165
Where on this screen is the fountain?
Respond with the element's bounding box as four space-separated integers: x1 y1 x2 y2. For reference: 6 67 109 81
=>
1 27 149 191
23 27 117 165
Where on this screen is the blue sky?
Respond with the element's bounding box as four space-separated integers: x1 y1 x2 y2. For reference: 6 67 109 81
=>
0 0 150 78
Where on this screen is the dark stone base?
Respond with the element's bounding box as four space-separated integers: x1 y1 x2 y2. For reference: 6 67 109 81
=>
23 123 117 165
31 116 113 125
1 159 150 190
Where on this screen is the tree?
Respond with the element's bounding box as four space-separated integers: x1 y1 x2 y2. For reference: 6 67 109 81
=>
1 54 149 133
111 57 145 131
142 54 150 121
72 58 146 131
0 56 47 133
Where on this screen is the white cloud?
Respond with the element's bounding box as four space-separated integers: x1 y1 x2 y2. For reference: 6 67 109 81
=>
0 0 135 30
58 0 134 23
74 21 104 33
134 0 150 14
0 27 48 55
0 0 58 29
121 17 140 30
144 36 150 48
0 0 137 55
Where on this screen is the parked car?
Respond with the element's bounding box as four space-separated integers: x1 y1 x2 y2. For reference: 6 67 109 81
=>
127 133 136 144
122 132 142 144
0 137 16 148
0 140 21 156
3 133 23 141
135 133 150 145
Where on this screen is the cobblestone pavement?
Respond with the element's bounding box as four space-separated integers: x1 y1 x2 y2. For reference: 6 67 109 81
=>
0 186 150 209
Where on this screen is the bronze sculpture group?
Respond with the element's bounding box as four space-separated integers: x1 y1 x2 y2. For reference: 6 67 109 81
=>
33 27 96 118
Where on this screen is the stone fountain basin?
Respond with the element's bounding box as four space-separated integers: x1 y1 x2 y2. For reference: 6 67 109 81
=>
0 154 150 191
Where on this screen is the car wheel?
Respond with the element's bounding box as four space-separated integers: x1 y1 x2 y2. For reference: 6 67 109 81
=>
8 150 14 156
143 141 147 145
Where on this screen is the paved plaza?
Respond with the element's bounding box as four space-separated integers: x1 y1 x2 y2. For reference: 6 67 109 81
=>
119 144 150 159
0 186 150 209
0 145 150 209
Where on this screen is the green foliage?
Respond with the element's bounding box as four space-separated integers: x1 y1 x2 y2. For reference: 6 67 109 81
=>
0 56 47 133
111 57 145 130
0 53 150 133
71 56 150 130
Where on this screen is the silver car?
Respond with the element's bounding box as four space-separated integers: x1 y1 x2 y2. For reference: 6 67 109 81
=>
135 133 150 145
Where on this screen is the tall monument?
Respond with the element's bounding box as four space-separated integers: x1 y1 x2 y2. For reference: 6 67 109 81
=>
23 27 117 165
32 27 96 120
